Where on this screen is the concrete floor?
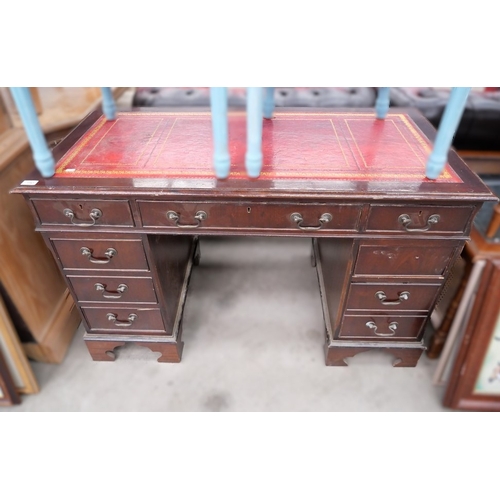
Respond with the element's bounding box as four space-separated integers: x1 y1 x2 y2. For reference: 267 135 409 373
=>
3 237 450 411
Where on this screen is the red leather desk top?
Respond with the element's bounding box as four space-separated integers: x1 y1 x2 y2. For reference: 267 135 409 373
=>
53 111 461 183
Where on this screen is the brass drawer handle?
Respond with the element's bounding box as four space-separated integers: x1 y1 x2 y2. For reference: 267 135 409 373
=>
398 213 440 232
366 320 398 337
375 290 410 306
63 208 102 226
95 283 128 299
107 312 137 327
80 247 117 264
166 210 207 228
290 212 332 230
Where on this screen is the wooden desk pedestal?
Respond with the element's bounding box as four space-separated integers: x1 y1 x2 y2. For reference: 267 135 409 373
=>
315 230 468 365
13 109 496 367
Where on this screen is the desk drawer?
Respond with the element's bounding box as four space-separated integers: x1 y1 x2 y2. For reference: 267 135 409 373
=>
339 314 427 340
354 241 458 278
68 276 158 304
366 205 473 234
81 306 167 334
345 283 441 312
138 201 361 233
51 238 149 271
32 199 134 227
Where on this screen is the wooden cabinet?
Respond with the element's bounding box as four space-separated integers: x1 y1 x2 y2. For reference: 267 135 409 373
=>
0 125 79 363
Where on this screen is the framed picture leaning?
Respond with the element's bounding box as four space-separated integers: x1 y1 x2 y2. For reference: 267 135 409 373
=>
444 258 500 411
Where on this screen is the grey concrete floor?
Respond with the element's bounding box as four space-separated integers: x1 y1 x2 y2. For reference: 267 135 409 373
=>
3 237 450 411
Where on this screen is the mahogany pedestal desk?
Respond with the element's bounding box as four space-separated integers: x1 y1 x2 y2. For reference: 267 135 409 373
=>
12 109 496 367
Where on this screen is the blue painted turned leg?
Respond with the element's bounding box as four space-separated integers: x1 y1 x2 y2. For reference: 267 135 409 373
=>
263 87 275 119
375 87 390 119
210 87 231 179
426 87 471 179
245 87 264 178
100 87 116 120
9 87 55 178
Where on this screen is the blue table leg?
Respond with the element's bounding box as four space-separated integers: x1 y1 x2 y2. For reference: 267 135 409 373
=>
9 87 55 178
100 87 116 120
426 87 471 179
264 87 275 119
246 87 264 178
375 87 390 119
210 87 231 179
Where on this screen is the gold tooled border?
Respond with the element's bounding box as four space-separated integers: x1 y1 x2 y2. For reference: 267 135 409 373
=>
56 115 108 173
54 111 460 182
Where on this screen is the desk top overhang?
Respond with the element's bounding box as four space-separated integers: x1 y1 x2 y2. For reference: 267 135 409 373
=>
13 108 496 203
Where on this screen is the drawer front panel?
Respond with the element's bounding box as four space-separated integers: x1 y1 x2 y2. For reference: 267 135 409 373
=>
33 199 134 227
68 276 158 304
354 242 457 277
345 283 442 312
138 201 362 233
366 205 473 234
339 314 427 340
82 307 167 334
51 238 149 271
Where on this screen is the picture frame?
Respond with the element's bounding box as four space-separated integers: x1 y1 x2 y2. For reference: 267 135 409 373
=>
432 259 486 386
444 258 500 410
0 295 39 395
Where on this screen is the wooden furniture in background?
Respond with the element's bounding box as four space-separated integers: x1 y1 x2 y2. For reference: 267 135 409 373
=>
0 138 80 362
13 108 495 367
0 87 127 363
